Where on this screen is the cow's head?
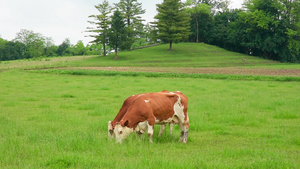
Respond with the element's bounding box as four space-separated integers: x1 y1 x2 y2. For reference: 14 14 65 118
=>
114 120 133 143
108 121 115 138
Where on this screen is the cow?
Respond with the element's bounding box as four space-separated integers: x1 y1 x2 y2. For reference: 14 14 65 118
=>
108 91 174 138
108 94 142 138
113 91 189 143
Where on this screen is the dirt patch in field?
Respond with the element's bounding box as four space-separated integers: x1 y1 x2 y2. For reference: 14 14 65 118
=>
63 67 300 76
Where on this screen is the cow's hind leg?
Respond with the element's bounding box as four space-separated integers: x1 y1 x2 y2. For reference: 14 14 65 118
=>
169 122 173 135
178 122 189 143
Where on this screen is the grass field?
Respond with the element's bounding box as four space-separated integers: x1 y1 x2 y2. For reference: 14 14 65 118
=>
0 43 299 168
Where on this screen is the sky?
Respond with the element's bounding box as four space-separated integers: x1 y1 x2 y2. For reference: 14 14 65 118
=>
0 0 243 46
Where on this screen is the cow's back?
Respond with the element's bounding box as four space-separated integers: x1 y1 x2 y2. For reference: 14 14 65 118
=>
148 92 179 121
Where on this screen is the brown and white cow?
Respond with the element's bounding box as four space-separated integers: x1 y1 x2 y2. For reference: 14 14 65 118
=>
113 91 189 143
108 94 142 138
108 91 174 138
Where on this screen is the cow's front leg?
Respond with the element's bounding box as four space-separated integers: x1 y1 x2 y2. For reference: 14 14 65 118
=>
147 121 155 143
136 121 147 141
158 124 166 137
137 131 143 140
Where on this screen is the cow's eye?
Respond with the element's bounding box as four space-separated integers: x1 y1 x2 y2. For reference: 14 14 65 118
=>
119 131 123 134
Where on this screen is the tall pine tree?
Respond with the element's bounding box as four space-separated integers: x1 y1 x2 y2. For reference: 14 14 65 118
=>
109 10 126 60
155 0 191 50
87 0 112 56
115 0 146 50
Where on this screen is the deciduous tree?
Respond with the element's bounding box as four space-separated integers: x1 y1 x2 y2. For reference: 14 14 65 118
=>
185 1 211 42
14 29 45 58
73 40 87 56
57 38 71 56
239 0 299 61
44 37 58 57
0 41 26 60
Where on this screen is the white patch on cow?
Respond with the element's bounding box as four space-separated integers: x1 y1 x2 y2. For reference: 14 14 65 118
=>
114 124 134 143
147 121 153 135
186 113 189 123
173 95 185 124
155 117 173 124
144 100 150 103
170 92 175 94
136 121 148 133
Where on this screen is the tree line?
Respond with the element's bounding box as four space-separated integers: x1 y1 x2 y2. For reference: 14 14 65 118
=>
187 0 300 62
1 0 299 62
87 0 299 62
86 0 147 59
0 29 102 61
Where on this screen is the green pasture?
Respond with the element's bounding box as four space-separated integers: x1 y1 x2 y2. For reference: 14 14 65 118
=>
1 43 300 168
1 70 299 168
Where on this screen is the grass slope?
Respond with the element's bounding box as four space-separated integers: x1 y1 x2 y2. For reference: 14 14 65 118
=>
69 43 280 68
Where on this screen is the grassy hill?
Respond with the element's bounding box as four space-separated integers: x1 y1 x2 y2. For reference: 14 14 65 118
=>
70 43 280 68
1 43 299 71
